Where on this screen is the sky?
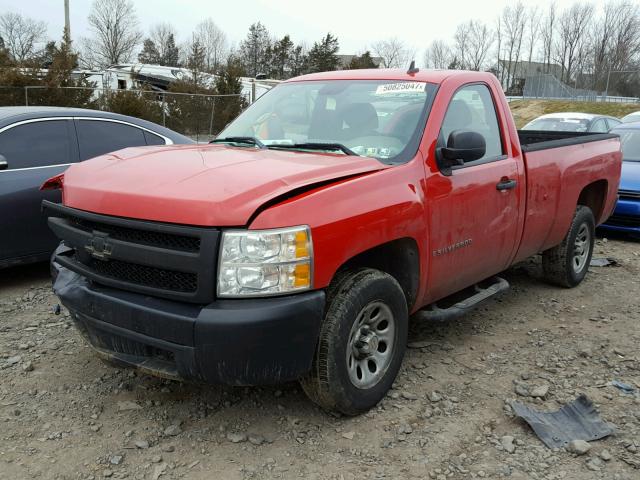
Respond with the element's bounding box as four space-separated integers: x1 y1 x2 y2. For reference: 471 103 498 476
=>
1 0 590 64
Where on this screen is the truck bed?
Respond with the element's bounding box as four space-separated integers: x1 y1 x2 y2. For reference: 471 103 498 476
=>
513 130 621 265
518 130 619 152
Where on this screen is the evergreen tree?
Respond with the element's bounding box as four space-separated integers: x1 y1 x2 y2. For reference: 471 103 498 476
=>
164 38 213 139
40 41 57 68
447 56 464 70
163 34 179 67
347 51 378 69
138 38 161 64
288 45 307 77
0 35 9 67
42 28 94 107
239 22 270 77
187 38 206 89
213 56 247 133
307 33 339 73
269 35 294 79
0 32 37 105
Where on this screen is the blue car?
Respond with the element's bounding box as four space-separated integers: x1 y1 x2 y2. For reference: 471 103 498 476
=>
601 122 640 236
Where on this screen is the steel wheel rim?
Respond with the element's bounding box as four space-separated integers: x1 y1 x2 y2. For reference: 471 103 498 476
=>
572 223 590 273
346 301 396 389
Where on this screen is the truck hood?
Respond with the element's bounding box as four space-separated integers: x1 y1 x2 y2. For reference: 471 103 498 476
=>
620 161 640 192
62 144 387 226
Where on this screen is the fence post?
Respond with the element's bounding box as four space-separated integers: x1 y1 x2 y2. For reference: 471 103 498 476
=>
162 94 166 127
209 97 215 139
24 86 28 106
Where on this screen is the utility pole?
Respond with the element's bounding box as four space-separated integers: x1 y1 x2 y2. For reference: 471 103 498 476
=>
64 0 70 38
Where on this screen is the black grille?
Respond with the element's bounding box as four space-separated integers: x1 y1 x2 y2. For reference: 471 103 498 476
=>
45 201 219 303
67 215 201 252
606 214 640 228
89 258 198 292
618 190 640 200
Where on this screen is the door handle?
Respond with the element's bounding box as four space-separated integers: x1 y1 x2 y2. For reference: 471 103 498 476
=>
496 178 517 191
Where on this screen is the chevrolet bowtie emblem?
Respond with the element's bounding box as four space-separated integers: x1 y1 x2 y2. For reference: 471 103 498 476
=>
85 232 113 260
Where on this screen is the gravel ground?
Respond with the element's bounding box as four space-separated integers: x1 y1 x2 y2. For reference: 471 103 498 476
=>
1 236 639 480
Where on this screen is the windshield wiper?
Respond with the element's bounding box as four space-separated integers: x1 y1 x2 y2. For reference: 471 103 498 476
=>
268 142 358 156
210 136 266 149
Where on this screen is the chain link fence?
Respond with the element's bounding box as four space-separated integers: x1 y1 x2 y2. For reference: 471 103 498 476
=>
518 73 639 103
0 85 250 142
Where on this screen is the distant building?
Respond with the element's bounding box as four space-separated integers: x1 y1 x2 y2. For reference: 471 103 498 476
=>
491 60 564 93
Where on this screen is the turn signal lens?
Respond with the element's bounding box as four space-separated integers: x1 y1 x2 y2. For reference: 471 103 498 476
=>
293 263 311 288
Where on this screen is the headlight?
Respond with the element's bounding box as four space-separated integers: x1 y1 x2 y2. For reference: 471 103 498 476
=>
217 226 312 297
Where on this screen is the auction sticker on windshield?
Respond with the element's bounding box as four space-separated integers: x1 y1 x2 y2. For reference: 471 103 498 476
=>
375 82 426 95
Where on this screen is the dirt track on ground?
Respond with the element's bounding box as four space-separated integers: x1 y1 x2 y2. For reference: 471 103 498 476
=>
1 236 639 480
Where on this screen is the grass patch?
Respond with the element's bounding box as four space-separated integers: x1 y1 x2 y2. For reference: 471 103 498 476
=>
509 100 639 128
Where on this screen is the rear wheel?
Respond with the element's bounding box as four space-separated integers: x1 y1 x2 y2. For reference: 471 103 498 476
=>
300 268 408 415
542 205 595 287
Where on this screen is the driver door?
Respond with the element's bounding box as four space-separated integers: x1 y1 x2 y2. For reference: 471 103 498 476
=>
426 83 522 301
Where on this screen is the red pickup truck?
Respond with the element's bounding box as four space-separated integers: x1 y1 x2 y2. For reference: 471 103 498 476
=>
44 69 621 415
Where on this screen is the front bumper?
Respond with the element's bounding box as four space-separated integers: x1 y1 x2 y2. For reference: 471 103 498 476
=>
52 258 325 385
600 197 640 234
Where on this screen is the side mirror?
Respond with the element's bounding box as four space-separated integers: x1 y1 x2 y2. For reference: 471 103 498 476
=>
0 154 7 171
437 130 486 175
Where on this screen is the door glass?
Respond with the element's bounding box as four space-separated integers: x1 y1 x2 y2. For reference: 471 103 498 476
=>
77 120 147 160
605 118 621 131
440 84 503 161
144 131 166 145
590 119 608 133
0 120 72 169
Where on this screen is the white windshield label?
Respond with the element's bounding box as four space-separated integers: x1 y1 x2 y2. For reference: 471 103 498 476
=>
375 82 426 95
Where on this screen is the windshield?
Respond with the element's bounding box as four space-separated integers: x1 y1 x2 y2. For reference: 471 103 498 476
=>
622 113 640 123
616 130 640 162
522 117 590 132
218 80 437 163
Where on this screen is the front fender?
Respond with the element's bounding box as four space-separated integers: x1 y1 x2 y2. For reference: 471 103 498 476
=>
249 160 428 291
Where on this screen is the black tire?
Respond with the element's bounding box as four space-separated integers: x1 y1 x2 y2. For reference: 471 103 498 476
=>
542 205 595 287
300 268 408 415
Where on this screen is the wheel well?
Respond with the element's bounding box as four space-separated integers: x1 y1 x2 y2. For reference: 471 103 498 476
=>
336 238 419 309
578 180 608 223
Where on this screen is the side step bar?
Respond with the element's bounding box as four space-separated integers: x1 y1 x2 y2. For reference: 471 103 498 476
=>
413 276 510 322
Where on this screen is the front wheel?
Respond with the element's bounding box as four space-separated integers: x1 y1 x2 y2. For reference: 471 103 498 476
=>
300 269 408 415
542 205 595 287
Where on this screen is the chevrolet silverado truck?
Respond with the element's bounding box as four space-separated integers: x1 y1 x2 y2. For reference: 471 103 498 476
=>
43 69 622 415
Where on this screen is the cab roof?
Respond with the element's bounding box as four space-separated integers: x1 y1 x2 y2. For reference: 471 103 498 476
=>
286 68 491 84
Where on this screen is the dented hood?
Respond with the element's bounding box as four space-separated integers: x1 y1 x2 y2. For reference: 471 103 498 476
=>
62 144 386 226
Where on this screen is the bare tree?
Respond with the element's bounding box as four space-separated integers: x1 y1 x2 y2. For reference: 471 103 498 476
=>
540 3 557 74
554 3 594 82
591 1 640 91
453 22 471 69
195 19 228 73
0 12 46 64
81 0 142 67
499 1 527 89
372 38 414 69
467 21 494 70
525 6 542 65
494 15 502 76
423 40 452 69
